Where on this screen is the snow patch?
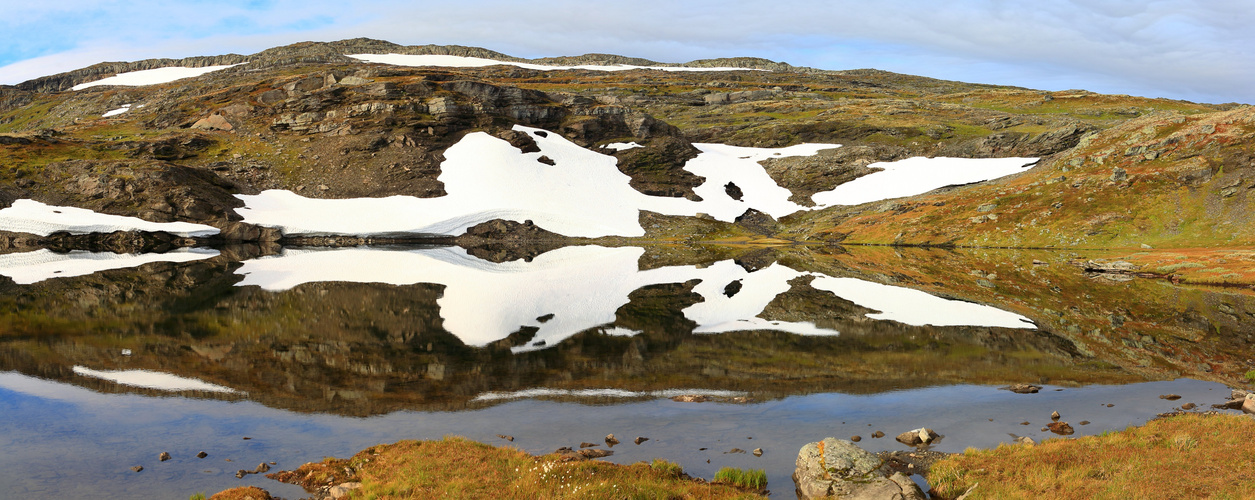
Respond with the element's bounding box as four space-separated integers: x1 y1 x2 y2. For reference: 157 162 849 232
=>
72 64 243 90
0 200 220 237
602 142 643 151
72 366 238 393
101 104 131 117
811 156 1038 206
347 54 764 72
0 248 219 284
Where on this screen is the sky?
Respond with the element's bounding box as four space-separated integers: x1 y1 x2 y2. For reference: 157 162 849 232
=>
1 0 1252 104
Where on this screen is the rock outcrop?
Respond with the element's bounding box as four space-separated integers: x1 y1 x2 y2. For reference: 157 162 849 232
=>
793 437 925 499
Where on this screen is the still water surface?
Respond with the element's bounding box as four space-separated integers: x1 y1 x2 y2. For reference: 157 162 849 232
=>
1 243 1251 497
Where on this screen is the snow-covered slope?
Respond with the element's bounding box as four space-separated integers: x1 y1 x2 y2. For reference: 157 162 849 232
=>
347 54 761 72
0 200 220 237
234 125 1036 239
71 64 242 90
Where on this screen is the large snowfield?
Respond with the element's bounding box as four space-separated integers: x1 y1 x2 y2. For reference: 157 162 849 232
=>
233 125 1037 238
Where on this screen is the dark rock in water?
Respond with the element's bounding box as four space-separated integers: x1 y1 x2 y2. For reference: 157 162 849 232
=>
254 463 271 473
553 446 613 461
1046 422 1075 435
1181 403 1197 410
872 431 885 438
159 452 171 462
850 435 861 442
753 448 763 457
1021 421 1031 425
793 438 925 500
496 434 514 442
1160 394 1182 401
727 448 745 454
1002 383 1042 394
579 442 598 448
1051 411 1061 421
1079 421 1091 426
235 469 249 478
130 465 144 473
197 451 208 459
605 434 619 447
724 182 744 201
634 436 649 445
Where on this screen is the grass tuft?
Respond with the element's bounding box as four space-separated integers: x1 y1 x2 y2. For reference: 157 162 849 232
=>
712 467 767 490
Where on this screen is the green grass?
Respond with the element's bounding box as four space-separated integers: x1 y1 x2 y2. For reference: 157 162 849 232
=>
1246 370 1255 384
712 467 767 490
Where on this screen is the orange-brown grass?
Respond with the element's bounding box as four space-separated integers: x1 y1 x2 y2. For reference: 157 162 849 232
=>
929 413 1255 500
208 486 271 500
1112 248 1255 287
273 437 764 500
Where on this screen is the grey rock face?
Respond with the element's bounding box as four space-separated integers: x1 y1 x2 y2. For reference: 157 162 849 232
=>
793 438 926 499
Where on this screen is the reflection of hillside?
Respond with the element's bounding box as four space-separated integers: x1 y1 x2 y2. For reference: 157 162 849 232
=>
0 245 1198 416
777 245 1255 387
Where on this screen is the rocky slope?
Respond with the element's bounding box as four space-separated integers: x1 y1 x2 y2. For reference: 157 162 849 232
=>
0 38 1246 250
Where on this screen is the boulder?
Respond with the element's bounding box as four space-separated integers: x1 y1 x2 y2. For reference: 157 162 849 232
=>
1244 394 1255 415
1002 383 1041 394
793 438 925 499
328 482 362 499
191 114 234 132
895 428 940 447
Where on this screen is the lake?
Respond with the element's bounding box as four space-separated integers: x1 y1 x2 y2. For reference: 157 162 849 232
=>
1 243 1251 498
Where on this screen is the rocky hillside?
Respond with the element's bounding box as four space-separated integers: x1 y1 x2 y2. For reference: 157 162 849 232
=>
0 38 1247 249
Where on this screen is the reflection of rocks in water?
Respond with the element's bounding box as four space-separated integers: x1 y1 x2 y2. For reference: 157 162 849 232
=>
455 219 571 263
5 244 1255 415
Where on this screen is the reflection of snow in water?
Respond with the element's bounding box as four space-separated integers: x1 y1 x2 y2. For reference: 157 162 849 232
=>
72 366 239 393
0 248 220 284
0 199 220 237
472 388 747 401
234 245 1035 352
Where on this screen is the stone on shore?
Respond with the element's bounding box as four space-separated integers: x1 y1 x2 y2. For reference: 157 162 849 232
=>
793 437 925 499
895 428 940 447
